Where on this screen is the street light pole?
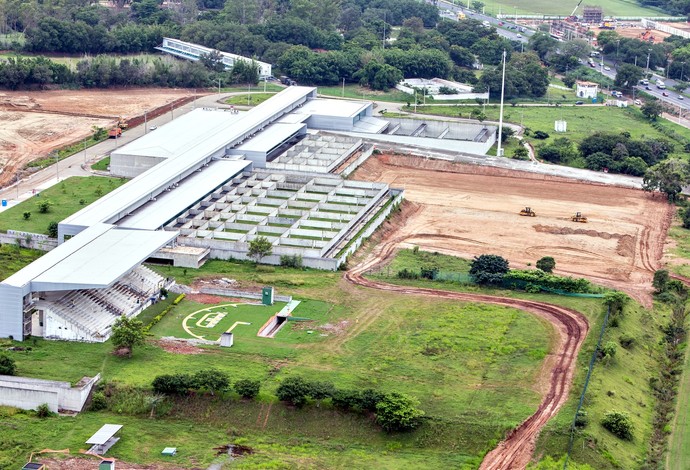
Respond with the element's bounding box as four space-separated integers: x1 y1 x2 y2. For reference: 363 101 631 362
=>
55 152 59 182
83 139 87 164
497 49 507 157
646 50 651 76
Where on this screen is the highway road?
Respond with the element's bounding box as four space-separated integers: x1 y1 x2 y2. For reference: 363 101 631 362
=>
436 0 532 43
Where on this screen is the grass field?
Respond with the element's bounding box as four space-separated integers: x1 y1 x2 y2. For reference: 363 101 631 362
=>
0 52 166 70
0 252 559 468
668 325 690 470
318 84 414 103
225 92 277 106
368 248 662 470
91 156 110 172
454 0 669 17
0 176 126 235
411 104 690 159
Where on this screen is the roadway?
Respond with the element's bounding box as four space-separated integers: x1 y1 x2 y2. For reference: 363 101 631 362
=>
436 0 532 43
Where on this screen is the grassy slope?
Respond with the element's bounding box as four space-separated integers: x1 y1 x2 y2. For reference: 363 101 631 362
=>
2 256 554 468
0 176 126 234
318 84 414 103
224 92 277 106
473 0 667 17
370 249 662 470
0 244 43 281
668 327 690 470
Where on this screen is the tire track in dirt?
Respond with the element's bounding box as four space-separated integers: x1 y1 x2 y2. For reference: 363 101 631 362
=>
345 235 589 470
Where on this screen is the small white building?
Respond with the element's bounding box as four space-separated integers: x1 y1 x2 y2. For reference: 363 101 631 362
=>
576 81 599 99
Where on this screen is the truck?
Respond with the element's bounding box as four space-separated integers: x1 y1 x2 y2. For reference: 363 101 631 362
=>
108 128 122 138
639 78 649 85
656 79 666 90
482 20 491 28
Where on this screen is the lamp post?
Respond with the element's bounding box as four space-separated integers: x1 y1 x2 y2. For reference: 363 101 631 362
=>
497 49 507 157
646 50 651 76
55 152 59 182
616 39 620 63
514 6 517 23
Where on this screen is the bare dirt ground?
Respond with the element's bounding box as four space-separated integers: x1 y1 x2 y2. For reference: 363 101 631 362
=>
345 213 589 470
589 26 670 43
39 457 190 469
352 154 672 307
0 88 192 187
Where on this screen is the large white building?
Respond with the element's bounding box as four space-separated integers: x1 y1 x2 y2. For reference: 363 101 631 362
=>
156 37 273 78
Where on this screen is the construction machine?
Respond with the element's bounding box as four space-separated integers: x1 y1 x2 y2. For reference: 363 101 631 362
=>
117 116 128 129
571 212 588 223
519 207 536 217
565 0 583 22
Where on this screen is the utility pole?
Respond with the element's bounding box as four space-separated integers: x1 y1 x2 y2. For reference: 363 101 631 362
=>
55 152 59 182
342 78 345 97
247 83 251 106
83 139 87 164
218 78 221 94
144 110 147 134
646 50 651 76
497 50 507 157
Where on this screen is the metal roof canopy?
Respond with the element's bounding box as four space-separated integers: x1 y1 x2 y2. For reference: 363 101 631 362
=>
233 123 305 153
62 86 317 231
29 224 176 291
118 159 251 230
86 424 123 445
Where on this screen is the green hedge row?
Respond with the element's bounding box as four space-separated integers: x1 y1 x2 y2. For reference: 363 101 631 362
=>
143 294 185 334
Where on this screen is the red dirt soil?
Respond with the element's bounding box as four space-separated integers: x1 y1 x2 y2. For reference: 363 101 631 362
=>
346 230 589 469
352 154 672 307
39 457 188 469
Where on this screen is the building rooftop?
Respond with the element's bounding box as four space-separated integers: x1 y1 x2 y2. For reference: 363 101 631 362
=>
3 224 175 291
234 123 305 153
295 98 369 118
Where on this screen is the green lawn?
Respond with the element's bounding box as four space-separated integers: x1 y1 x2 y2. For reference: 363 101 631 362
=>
0 176 127 235
668 324 690 470
221 83 284 93
317 84 414 103
0 52 166 70
225 92 277 106
91 156 110 172
455 0 668 17
368 248 662 470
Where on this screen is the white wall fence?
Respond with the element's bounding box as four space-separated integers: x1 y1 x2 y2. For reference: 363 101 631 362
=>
339 144 375 178
1 231 57 251
642 19 690 39
395 84 489 101
199 287 292 303
0 373 100 413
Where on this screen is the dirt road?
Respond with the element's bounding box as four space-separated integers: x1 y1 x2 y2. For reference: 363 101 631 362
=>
345 233 589 469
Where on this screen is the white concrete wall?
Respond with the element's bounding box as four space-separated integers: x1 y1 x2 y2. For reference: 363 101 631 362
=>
0 374 100 413
110 154 166 178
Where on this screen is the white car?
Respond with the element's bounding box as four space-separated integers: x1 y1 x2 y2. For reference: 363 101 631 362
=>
516 33 522 38
149 125 157 130
634 99 641 105
679 95 685 100
604 66 611 71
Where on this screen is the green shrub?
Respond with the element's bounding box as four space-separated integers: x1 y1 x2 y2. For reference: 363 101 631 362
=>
173 294 185 305
280 254 303 269
536 256 556 273
192 369 230 395
397 268 419 279
503 269 593 293
0 354 16 375
375 392 424 432
234 379 261 399
601 411 634 440
152 374 195 395
276 376 311 408
90 391 108 411
332 389 362 411
619 334 635 349
574 410 588 428
35 403 52 418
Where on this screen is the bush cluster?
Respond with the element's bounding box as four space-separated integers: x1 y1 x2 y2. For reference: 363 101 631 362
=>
142 294 184 334
0 354 17 375
152 368 231 395
275 376 424 432
503 269 593 293
601 411 634 440
280 254 303 269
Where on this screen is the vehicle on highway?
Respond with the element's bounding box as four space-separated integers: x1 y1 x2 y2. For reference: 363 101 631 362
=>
589 62 596 68
680 95 684 100
640 79 649 85
634 99 641 105
517 33 522 38
645 86 651 90
149 125 157 130
604 66 611 71
662 92 669 96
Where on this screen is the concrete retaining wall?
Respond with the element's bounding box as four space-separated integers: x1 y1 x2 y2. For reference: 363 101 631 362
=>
1 231 57 251
0 373 100 413
199 287 291 303
339 145 375 178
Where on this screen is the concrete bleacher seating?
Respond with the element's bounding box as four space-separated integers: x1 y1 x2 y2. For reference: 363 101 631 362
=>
36 264 169 342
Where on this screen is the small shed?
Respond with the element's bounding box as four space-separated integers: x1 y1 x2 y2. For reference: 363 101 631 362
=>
162 447 178 456
99 460 115 470
86 424 123 455
576 81 599 99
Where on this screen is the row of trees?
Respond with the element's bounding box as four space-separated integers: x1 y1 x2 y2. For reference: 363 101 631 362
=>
0 54 259 90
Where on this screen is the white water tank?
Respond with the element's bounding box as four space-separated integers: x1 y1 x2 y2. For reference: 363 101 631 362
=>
554 120 567 132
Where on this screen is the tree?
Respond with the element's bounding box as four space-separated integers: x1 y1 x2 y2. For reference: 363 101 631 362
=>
641 99 663 121
375 392 424 432
47 221 58 238
601 411 634 440
614 64 643 91
37 200 51 213
199 50 226 72
643 159 690 202
653 269 670 293
683 206 690 229
469 254 510 285
603 291 630 318
247 235 273 264
512 146 529 160
110 315 146 356
276 376 311 407
536 256 556 273
0 354 16 375
234 379 261 399
152 373 195 395
192 369 230 395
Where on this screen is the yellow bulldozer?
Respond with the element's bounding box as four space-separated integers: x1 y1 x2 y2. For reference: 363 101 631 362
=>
117 116 128 129
519 207 536 217
571 212 588 223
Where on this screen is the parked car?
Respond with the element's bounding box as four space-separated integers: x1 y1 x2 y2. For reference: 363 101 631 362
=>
634 99 641 105
149 125 157 130
575 101 584 105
